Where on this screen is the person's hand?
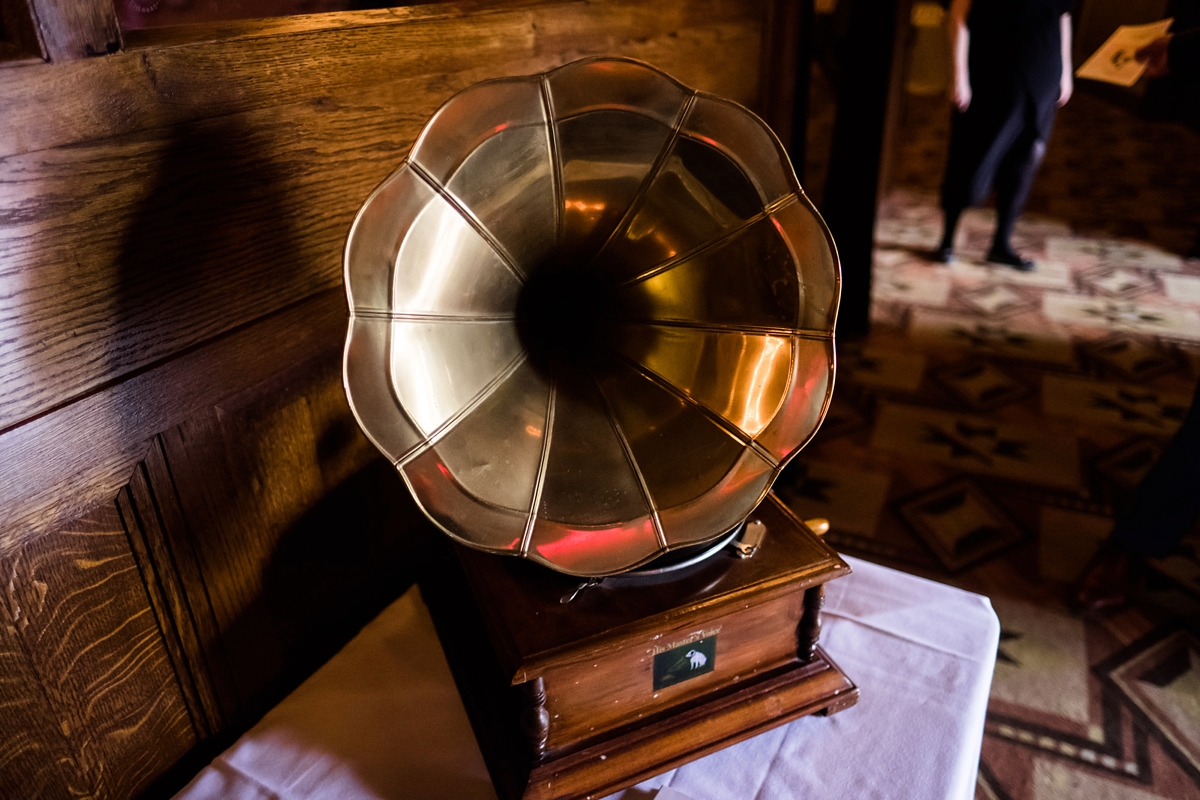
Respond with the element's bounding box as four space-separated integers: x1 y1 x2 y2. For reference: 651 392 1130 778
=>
1058 71 1073 106
950 73 971 111
1136 35 1172 78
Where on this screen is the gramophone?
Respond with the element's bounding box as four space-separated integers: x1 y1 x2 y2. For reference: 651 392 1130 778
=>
342 57 855 799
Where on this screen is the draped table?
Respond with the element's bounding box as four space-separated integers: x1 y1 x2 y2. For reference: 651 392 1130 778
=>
175 556 1000 800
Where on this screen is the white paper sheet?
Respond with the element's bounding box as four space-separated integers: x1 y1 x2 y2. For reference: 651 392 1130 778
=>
1076 19 1174 86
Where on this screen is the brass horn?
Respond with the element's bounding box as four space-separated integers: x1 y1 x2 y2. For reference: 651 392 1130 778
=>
343 57 839 577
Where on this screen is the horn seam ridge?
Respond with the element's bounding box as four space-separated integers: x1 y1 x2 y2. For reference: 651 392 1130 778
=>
352 310 516 322
616 319 834 339
582 93 699 272
394 352 528 469
408 160 530 285
521 379 557 555
591 377 668 550
611 193 800 289
540 75 565 246
607 350 780 469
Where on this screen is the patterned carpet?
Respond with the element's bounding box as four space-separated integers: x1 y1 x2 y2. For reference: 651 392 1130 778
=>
777 83 1200 799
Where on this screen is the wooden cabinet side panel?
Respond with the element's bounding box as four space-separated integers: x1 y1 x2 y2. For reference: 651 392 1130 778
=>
0 290 436 797
541 591 806 751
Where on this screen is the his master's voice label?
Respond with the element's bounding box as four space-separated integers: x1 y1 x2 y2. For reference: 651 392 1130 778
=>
652 635 717 690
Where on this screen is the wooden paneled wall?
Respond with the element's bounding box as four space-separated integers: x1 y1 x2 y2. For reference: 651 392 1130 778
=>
0 0 787 795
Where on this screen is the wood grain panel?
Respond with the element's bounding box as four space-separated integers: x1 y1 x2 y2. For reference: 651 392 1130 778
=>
161 376 329 704
0 290 347 551
0 0 764 435
120 446 225 737
0 500 197 799
120 0 559 48
0 289 429 792
0 110 377 428
0 605 81 798
0 0 759 159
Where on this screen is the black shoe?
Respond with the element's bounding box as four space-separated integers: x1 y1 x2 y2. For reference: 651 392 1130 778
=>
930 246 955 264
986 247 1035 272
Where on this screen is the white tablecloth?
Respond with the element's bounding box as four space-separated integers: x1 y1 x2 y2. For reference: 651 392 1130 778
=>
175 557 999 800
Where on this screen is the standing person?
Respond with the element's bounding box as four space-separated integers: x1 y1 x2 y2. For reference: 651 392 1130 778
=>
934 0 1074 271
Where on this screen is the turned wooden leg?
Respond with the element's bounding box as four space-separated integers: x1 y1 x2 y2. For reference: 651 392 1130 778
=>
797 584 825 663
519 676 550 760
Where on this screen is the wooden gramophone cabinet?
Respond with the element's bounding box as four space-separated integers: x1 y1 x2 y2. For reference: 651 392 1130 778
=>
422 494 858 800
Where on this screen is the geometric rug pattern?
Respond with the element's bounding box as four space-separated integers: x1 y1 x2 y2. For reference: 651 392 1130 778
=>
786 44 1200 792
775 173 1200 798
776 190 1200 798
764 6 1200 778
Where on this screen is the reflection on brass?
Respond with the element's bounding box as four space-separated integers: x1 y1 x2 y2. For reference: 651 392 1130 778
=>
343 57 841 577
804 518 831 537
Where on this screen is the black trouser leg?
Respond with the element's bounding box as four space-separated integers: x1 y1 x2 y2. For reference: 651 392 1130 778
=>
991 126 1047 256
941 98 1026 255
940 206 963 251
940 111 981 252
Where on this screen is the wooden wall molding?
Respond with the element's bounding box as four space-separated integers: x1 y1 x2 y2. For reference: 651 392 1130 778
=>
0 0 757 161
0 2 782 795
25 0 121 61
121 0 565 49
0 0 46 62
119 439 230 736
0 291 412 797
0 290 347 550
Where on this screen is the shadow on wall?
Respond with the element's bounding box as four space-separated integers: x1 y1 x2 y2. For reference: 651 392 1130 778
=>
114 118 441 796
114 118 304 410
262 456 428 685
142 453 432 800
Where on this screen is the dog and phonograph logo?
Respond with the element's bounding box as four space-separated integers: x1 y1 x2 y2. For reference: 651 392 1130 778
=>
651 628 720 690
